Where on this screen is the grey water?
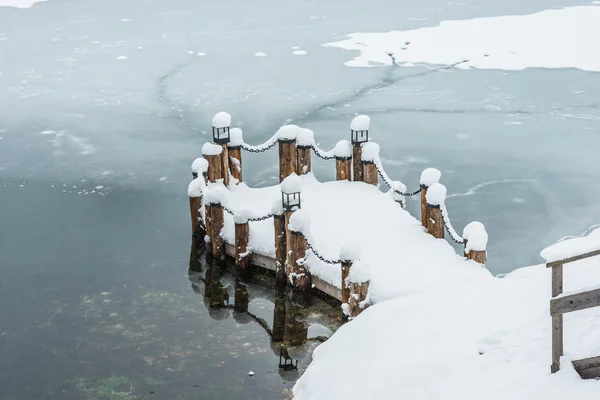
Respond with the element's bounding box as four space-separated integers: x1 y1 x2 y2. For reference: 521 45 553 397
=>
1 0 600 397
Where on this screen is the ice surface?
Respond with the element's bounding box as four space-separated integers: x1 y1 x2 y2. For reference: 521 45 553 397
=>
212 111 231 129
350 115 370 131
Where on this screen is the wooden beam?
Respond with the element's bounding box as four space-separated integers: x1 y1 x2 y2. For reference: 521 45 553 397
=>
573 355 600 379
550 287 600 315
546 249 600 268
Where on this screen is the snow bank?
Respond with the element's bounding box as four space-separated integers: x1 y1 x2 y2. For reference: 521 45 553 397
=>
333 140 352 159
187 178 205 198
212 111 231 128
420 168 441 186
360 142 380 162
229 128 244 147
276 124 299 141
296 128 315 147
281 173 302 194
201 142 223 156
323 6 600 72
425 183 446 206
0 0 46 8
191 157 208 175
463 221 488 252
288 209 311 234
271 199 284 216
347 259 370 283
350 115 370 131
541 228 600 263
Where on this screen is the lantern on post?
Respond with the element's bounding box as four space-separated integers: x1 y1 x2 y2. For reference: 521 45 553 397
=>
211 111 232 144
281 173 302 211
350 115 370 182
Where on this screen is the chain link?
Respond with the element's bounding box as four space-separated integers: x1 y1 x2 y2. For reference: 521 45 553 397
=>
441 212 465 245
241 140 278 153
375 164 422 197
305 240 340 265
222 204 274 222
310 145 336 160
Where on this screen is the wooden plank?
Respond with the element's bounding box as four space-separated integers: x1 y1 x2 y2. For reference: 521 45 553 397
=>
550 287 600 315
546 249 600 268
552 264 563 297
551 314 563 373
573 355 600 379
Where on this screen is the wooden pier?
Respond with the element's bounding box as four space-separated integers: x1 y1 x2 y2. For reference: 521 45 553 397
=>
188 112 488 319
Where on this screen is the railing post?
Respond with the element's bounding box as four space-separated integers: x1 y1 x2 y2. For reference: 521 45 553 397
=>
361 142 379 186
278 125 298 183
191 157 209 183
346 260 370 320
296 128 313 175
212 112 231 187
425 183 446 239
210 203 224 257
420 168 441 230
462 222 488 266
204 202 213 253
188 178 205 237
228 128 243 183
551 263 564 373
341 260 352 306
334 140 352 181
234 215 250 270
272 200 287 286
389 181 406 208
203 143 223 183
350 115 370 182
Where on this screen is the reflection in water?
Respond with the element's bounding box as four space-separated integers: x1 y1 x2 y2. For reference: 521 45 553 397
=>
187 238 340 379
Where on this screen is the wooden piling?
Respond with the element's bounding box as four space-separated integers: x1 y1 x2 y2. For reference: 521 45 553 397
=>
427 204 444 239
279 139 297 183
362 161 378 186
341 260 352 305
352 144 363 182
336 157 351 181
204 203 213 254
210 203 224 257
348 280 370 319
219 144 230 187
551 264 563 373
466 249 487 265
235 221 250 269
206 154 222 183
289 232 311 291
189 195 203 236
296 146 312 175
274 214 287 286
228 145 242 182
420 185 428 229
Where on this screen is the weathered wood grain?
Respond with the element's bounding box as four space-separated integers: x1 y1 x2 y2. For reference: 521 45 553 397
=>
220 144 230 187
335 158 351 181
235 221 250 269
362 161 378 186
228 146 242 182
573 355 600 379
279 139 297 183
427 204 444 239
550 287 600 315
296 146 311 175
352 145 363 182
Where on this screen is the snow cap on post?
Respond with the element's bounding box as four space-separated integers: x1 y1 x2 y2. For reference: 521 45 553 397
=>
233 209 252 224
271 198 284 216
187 177 205 198
350 115 371 131
348 259 370 283
281 173 302 194
276 124 299 141
389 180 407 204
203 183 229 205
339 244 361 262
212 112 231 129
420 168 441 187
426 183 447 206
191 157 209 175
463 221 488 252
202 142 223 156
333 140 352 159
296 128 315 147
229 128 244 147
361 142 380 162
288 209 310 234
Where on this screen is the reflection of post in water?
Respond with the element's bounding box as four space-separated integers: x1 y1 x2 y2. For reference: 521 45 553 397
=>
189 236 204 273
272 287 287 343
233 277 249 313
204 255 229 309
284 292 308 347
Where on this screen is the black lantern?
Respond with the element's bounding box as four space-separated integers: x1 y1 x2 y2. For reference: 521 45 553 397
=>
212 126 230 144
282 191 301 211
351 128 368 145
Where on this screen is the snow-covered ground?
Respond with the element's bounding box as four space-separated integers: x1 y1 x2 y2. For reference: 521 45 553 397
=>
325 6 600 71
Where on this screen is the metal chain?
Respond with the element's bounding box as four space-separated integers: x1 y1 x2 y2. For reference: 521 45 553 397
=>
305 240 340 265
241 140 277 153
375 164 422 197
310 145 336 160
441 213 465 245
221 204 273 222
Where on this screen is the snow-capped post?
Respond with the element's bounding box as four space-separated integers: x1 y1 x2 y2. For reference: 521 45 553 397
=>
272 200 287 286
228 128 244 183
462 222 488 265
212 112 231 187
347 260 370 319
334 140 352 181
420 168 441 230
361 142 379 186
350 115 370 182
339 245 360 314
234 212 250 270
191 157 209 184
188 177 205 237
296 128 313 175
287 209 311 292
202 143 224 184
425 183 446 239
277 125 298 183
390 181 407 208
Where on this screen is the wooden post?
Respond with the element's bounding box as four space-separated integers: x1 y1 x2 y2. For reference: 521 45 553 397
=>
205 154 222 183
296 146 311 175
352 144 363 182
341 260 352 305
348 280 370 319
219 144 230 187
336 157 351 181
210 203 224 257
362 161 378 186
189 196 203 236
420 185 429 229
466 249 487 265
427 204 444 238
228 145 242 182
274 214 287 286
279 139 297 183
204 203 213 254
288 232 311 291
235 221 250 270
551 264 564 373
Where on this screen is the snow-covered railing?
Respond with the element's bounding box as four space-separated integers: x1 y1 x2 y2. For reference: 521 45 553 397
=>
542 231 600 377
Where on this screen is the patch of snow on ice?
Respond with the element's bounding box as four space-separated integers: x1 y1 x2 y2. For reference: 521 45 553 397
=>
0 0 46 8
293 50 308 55
116 56 128 60
254 52 267 57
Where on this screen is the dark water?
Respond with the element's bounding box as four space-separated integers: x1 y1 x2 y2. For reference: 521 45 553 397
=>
0 183 342 399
